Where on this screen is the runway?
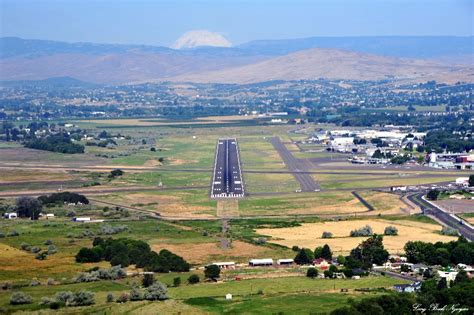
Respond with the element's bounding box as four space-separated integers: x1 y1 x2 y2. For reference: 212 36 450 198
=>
269 137 320 192
211 138 245 198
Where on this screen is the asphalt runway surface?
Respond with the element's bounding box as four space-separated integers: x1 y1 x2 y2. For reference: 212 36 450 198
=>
269 137 320 192
211 138 245 198
408 192 474 241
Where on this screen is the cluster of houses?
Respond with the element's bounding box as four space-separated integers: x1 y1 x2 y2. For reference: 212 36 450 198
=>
428 152 474 170
375 255 474 293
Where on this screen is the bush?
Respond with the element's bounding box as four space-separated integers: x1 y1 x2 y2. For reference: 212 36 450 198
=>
106 293 114 303
44 239 53 245
143 282 168 301
427 189 440 201
7 230 19 237
129 287 143 301
47 278 55 285
40 297 54 306
38 192 89 205
98 224 129 235
35 252 48 260
69 290 95 306
322 231 333 238
116 293 129 303
173 277 181 287
188 274 200 284
20 242 30 251
306 267 318 278
350 225 373 237
441 226 458 236
384 226 398 236
30 246 41 253
10 292 33 305
30 279 40 286
47 245 58 255
292 245 300 252
74 266 126 283
55 291 73 304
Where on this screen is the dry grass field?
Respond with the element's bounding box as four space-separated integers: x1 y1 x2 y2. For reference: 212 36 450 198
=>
256 218 457 255
152 240 267 264
0 169 73 183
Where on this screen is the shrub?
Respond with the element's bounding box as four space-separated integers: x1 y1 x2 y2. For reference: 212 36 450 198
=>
322 231 333 238
30 246 41 253
292 245 300 252
10 292 32 305
47 245 58 255
44 239 53 245
129 288 143 301
69 290 95 306
143 282 168 301
35 252 48 260
173 277 181 287
384 226 398 236
106 293 114 303
55 291 73 304
350 225 373 237
116 293 129 303
7 230 19 237
20 243 31 251
306 267 318 278
254 237 267 245
98 224 129 235
441 226 458 236
30 279 41 286
40 297 54 306
188 274 200 284
0 231 5 238
47 278 55 285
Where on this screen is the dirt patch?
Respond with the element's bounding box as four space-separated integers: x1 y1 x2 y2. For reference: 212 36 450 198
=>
152 241 266 264
434 199 474 214
257 219 457 255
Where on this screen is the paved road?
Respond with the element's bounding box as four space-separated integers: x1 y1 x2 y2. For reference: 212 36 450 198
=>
269 137 320 192
373 270 418 281
408 192 474 241
211 138 245 198
351 191 375 211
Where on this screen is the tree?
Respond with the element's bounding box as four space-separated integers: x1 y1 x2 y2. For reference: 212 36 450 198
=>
188 274 200 284
295 248 314 265
314 246 323 259
204 264 220 280
321 244 332 260
454 270 469 285
16 197 42 220
173 277 181 287
337 255 346 265
469 175 474 187
306 267 318 278
143 282 168 301
110 252 130 267
142 274 154 287
129 287 143 301
437 278 447 290
427 189 440 201
322 231 333 238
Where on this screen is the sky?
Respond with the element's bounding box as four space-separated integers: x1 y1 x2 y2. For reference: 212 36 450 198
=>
1 0 473 47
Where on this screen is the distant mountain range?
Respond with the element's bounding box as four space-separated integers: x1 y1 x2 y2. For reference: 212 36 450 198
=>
0 36 472 84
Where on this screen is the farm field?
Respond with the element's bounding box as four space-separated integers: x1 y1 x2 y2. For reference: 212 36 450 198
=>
256 218 457 255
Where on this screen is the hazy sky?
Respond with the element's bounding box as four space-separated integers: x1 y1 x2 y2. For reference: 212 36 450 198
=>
1 0 473 46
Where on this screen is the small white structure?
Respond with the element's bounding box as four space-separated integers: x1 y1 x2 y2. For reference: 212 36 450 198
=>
277 258 294 265
225 293 232 301
46 213 55 219
4 212 17 219
72 217 91 222
249 258 273 266
213 262 236 269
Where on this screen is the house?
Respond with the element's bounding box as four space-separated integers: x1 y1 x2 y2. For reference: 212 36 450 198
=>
213 262 236 269
394 281 422 293
277 259 294 266
412 264 429 273
4 212 17 219
313 258 330 269
249 258 273 267
438 270 458 282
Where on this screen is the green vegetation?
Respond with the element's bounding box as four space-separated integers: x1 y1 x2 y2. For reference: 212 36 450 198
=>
404 236 473 266
25 133 84 154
